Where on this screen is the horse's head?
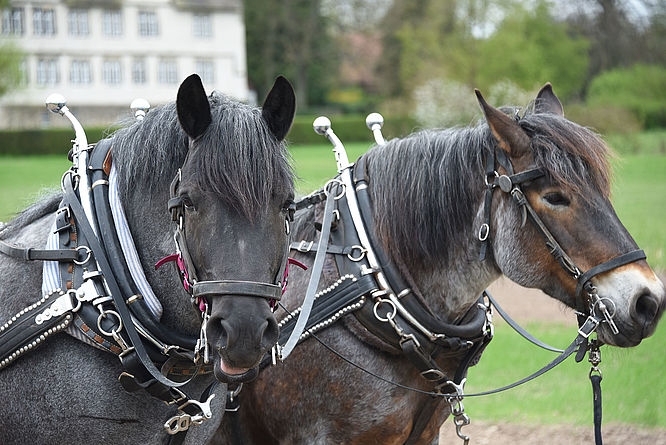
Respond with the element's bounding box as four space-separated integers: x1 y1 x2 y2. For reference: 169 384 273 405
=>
477 84 665 347
174 74 295 382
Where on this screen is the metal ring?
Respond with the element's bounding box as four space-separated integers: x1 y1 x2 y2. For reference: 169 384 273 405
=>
478 224 490 242
484 171 498 186
60 169 76 192
73 246 92 265
97 310 123 337
373 298 397 323
592 297 617 319
324 179 345 200
347 245 367 262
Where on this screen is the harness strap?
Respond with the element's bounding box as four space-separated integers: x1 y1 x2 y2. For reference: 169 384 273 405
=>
193 280 282 300
63 173 190 388
462 315 599 397
289 241 353 256
486 292 564 353
575 249 646 298
279 184 337 360
0 238 80 262
591 373 603 445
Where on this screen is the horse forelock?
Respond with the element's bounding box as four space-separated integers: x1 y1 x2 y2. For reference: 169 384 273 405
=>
368 112 613 266
111 92 293 219
519 113 612 199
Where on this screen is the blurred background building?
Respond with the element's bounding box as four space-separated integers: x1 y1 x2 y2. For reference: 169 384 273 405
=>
0 0 247 128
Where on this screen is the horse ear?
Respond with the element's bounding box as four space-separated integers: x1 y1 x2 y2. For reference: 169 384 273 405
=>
177 74 212 140
535 82 564 116
475 89 530 158
262 76 296 141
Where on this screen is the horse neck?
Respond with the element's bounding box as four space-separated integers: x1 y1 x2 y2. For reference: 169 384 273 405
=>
121 183 201 335
367 130 501 321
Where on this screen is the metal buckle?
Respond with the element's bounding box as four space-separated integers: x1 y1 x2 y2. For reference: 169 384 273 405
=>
578 315 600 338
297 240 313 253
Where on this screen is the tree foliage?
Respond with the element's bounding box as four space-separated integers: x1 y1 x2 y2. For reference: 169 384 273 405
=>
587 64 666 128
476 2 589 99
0 42 22 98
244 0 339 109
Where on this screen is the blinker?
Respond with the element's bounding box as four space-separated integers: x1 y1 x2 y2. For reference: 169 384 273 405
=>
498 175 512 193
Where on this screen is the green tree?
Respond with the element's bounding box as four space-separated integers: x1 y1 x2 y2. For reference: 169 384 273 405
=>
0 1 23 96
477 2 589 99
587 64 666 128
244 0 339 109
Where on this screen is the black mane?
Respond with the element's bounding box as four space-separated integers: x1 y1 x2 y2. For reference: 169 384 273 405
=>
111 92 293 218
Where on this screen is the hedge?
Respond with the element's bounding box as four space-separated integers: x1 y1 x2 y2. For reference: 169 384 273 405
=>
0 115 420 155
0 127 116 156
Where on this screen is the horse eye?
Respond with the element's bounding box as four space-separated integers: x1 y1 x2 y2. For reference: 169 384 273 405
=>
181 196 196 211
543 192 570 207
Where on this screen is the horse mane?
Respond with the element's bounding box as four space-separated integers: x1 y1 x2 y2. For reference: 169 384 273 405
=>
367 108 612 265
110 91 293 219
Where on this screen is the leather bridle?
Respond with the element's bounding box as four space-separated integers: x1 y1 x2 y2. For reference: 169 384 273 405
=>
478 144 646 332
162 168 288 309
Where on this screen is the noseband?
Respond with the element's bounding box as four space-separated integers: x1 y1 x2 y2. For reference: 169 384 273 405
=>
479 143 646 331
160 169 287 308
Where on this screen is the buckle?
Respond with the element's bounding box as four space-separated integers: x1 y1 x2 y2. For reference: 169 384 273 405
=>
577 315 600 339
297 240 313 253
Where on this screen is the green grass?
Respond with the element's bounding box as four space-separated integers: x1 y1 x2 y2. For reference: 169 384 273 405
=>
605 129 666 156
0 155 71 221
289 141 373 193
466 320 666 427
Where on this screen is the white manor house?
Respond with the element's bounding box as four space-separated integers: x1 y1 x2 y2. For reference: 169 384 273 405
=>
0 0 248 129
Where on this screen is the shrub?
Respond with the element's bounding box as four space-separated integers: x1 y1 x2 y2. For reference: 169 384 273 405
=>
566 104 642 135
587 64 666 129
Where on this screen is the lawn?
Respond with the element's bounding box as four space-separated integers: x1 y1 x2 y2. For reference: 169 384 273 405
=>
466 320 666 427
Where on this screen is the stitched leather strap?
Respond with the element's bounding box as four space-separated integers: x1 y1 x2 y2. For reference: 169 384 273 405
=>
575 249 646 297
0 238 80 262
193 280 282 300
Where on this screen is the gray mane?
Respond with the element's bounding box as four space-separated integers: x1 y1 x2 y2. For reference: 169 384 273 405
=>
367 110 612 266
110 92 293 219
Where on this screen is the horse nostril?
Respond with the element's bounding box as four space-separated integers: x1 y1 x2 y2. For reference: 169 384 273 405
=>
633 293 659 325
260 316 279 351
218 319 232 349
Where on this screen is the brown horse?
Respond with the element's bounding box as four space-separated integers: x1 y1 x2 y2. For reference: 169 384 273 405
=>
215 85 665 444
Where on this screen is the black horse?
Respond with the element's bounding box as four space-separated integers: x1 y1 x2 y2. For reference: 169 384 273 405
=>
0 74 296 443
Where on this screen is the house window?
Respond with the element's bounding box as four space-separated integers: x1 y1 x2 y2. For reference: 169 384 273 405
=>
132 59 146 84
195 60 215 84
192 13 211 38
138 11 158 36
33 7 56 36
158 59 178 84
68 9 89 36
70 60 92 84
102 59 122 85
102 10 122 36
2 8 24 35
36 57 59 86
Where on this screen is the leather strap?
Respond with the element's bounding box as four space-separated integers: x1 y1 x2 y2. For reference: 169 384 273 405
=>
591 373 603 445
63 174 190 388
193 280 282 300
279 184 337 360
575 249 646 298
0 238 80 262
